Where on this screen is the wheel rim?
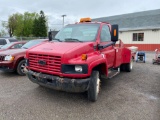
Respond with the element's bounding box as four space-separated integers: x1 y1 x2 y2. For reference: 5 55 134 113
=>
96 74 100 94
20 63 26 73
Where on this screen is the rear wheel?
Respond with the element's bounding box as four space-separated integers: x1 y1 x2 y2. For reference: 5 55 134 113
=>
124 60 133 72
88 71 100 102
120 64 125 71
152 59 155 64
17 60 26 76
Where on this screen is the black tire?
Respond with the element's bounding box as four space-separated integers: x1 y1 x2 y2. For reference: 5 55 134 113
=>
132 56 135 62
124 60 132 72
120 64 125 71
88 71 100 102
152 59 155 64
17 60 26 76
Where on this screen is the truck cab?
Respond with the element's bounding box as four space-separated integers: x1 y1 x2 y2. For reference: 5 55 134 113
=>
25 18 132 102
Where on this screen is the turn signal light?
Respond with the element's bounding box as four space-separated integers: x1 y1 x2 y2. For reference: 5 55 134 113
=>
114 29 117 36
81 54 87 60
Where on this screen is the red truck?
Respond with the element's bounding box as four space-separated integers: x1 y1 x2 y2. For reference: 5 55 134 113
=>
25 18 132 101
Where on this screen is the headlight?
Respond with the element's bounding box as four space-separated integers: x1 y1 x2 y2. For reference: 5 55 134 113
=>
75 65 83 72
4 55 14 61
62 64 88 74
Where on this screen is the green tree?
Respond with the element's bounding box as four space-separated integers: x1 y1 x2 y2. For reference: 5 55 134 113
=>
12 13 24 37
5 13 22 37
32 18 39 37
22 12 39 37
4 12 39 37
32 10 48 37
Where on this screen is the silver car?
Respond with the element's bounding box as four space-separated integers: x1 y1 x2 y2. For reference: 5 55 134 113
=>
0 38 18 48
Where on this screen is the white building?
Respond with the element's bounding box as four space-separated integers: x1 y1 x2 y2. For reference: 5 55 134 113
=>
93 9 160 51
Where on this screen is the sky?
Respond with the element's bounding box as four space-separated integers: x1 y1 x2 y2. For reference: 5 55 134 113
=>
0 0 160 30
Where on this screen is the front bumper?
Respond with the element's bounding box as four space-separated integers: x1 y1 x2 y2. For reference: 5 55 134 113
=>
27 70 90 92
0 61 15 72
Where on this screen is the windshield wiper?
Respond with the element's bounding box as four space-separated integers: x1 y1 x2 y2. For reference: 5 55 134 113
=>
52 38 62 42
65 38 83 42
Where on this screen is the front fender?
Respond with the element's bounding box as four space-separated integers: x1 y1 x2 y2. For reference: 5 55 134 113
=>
65 52 108 77
15 56 25 68
88 57 108 76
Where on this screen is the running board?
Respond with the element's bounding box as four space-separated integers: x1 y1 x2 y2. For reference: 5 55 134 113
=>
100 67 120 80
108 67 120 79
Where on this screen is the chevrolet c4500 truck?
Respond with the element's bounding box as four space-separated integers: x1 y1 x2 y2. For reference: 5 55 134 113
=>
25 18 132 101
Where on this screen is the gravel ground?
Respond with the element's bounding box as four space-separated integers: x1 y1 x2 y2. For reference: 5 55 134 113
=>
0 52 160 120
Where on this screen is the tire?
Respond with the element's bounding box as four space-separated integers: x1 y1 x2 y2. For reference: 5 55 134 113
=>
132 56 135 62
120 64 125 71
124 60 132 72
17 60 26 76
152 59 155 64
88 71 100 102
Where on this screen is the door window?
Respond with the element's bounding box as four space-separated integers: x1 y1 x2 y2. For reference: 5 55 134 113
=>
11 43 23 48
100 25 111 42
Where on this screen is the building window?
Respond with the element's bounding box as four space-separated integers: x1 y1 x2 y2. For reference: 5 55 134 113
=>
133 33 144 41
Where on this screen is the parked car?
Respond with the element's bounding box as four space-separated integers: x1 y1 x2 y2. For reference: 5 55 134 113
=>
0 39 47 75
0 38 18 48
0 41 26 52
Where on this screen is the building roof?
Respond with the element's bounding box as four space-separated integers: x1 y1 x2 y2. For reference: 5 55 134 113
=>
93 9 160 31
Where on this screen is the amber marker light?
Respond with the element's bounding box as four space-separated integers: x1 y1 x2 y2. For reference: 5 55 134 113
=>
114 29 117 36
10 56 15 61
81 54 87 60
80 17 91 22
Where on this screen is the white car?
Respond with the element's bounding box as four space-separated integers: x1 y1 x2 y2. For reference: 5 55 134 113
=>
0 38 18 48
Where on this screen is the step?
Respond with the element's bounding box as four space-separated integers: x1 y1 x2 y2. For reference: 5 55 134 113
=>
100 67 120 80
108 70 120 79
108 67 120 78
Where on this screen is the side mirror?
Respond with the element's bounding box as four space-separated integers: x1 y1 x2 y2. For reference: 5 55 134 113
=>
48 31 52 41
111 24 119 42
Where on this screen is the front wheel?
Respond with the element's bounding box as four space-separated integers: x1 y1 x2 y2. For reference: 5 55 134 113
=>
17 60 26 76
88 71 100 102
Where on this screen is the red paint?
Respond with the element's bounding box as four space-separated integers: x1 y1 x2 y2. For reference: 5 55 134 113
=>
122 44 160 51
0 41 26 52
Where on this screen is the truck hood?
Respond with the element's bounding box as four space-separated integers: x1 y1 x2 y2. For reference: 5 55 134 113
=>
27 42 95 61
0 48 26 56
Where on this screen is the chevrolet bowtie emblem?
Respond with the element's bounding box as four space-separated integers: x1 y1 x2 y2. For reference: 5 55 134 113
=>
38 60 46 65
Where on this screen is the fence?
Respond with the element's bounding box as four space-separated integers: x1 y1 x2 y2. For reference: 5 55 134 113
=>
16 37 48 41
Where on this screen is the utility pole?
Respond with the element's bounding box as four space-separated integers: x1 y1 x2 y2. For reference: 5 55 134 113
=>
61 15 67 27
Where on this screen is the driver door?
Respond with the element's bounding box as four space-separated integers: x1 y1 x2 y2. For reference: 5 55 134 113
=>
99 25 115 68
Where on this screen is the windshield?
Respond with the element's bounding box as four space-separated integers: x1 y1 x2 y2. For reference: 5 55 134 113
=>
21 40 44 49
54 23 100 42
0 42 14 49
